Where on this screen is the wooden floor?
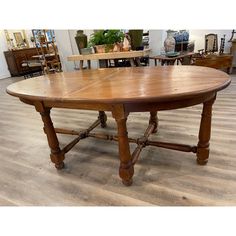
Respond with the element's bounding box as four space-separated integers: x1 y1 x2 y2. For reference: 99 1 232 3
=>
0 71 236 206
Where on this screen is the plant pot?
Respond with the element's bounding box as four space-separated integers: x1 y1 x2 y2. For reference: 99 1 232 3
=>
94 45 106 53
94 44 115 53
80 47 93 55
105 44 114 53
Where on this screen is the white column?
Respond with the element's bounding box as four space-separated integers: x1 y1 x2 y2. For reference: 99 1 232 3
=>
148 30 165 66
54 30 76 72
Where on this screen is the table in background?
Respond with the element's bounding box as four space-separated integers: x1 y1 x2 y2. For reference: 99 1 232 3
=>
150 52 195 66
67 49 151 69
7 66 230 186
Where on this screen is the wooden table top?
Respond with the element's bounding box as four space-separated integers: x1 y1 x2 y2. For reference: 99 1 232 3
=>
67 49 151 61
7 66 231 104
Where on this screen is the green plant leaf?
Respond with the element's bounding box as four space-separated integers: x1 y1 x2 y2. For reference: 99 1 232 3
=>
88 30 124 46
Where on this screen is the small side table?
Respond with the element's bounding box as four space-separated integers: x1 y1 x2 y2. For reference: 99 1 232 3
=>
150 52 195 66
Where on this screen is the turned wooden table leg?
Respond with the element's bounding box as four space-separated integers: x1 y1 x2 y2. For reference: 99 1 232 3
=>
196 95 216 165
79 61 83 70
98 111 107 128
129 58 136 67
135 57 141 66
149 111 158 133
112 106 134 186
154 59 157 66
34 102 65 169
87 60 91 69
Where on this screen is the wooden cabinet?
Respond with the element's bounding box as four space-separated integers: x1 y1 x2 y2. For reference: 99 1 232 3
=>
4 48 42 76
193 54 233 74
231 40 236 68
33 30 61 73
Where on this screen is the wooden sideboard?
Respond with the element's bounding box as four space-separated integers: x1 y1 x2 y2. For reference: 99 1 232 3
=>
4 48 42 76
231 39 236 68
193 54 233 74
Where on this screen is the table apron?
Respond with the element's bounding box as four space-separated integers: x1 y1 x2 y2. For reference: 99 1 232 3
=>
20 92 216 113
124 92 216 112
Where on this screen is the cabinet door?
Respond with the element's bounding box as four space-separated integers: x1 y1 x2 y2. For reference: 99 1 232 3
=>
4 51 19 76
231 42 236 67
14 52 28 74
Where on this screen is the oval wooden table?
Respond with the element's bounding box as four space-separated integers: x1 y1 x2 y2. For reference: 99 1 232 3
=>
6 66 231 186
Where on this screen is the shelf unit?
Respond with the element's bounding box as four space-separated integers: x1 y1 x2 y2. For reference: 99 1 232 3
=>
33 29 62 73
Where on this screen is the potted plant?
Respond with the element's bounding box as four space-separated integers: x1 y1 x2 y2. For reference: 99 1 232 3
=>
105 30 124 52
89 30 124 53
88 30 107 53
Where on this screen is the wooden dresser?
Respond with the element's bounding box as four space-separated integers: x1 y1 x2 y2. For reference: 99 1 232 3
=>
231 39 236 68
4 48 42 76
193 54 233 74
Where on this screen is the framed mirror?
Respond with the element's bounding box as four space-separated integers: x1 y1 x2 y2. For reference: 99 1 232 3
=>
4 30 30 50
13 32 24 47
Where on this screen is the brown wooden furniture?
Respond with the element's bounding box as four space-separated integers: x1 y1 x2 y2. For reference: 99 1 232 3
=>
193 54 233 74
35 30 62 73
4 48 43 76
205 34 218 53
198 34 219 55
67 49 151 69
149 52 195 66
6 66 231 186
230 39 236 69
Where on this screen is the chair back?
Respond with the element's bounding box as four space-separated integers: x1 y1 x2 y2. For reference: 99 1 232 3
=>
205 34 218 53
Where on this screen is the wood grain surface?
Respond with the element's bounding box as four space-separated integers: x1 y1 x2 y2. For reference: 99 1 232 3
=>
67 49 151 61
6 66 230 104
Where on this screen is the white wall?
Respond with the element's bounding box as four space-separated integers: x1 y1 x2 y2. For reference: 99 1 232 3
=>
0 30 10 79
24 30 34 47
54 30 75 72
148 30 164 66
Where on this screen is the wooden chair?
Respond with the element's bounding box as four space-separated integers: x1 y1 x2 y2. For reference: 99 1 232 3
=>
205 34 218 53
21 60 44 78
197 33 218 55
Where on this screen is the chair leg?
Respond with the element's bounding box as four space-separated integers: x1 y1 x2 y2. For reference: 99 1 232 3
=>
149 111 158 133
196 95 216 165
